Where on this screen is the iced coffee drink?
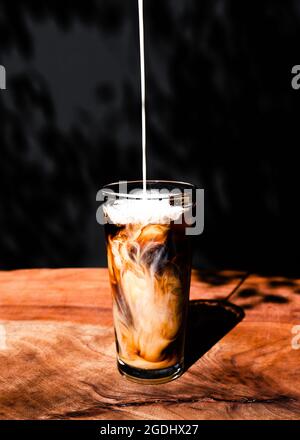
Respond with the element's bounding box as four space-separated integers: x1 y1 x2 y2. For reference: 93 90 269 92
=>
102 181 194 383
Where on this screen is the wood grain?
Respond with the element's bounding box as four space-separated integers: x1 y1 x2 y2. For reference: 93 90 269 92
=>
0 268 299 420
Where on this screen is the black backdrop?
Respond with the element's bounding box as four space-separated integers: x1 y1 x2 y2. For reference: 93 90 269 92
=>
0 0 299 275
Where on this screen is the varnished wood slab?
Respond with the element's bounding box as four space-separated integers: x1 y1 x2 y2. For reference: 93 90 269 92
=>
0 268 299 420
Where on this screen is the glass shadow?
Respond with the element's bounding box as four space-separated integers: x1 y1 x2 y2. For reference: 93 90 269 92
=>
184 299 245 371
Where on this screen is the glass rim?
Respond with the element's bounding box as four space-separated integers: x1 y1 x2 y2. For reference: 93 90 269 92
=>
101 179 198 200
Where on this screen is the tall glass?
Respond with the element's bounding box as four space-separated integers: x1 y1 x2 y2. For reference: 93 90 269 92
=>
102 181 195 384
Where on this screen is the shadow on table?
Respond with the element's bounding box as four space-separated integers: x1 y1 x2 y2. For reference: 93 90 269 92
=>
184 299 244 371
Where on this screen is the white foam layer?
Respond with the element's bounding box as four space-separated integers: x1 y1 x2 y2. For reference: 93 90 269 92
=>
103 191 187 225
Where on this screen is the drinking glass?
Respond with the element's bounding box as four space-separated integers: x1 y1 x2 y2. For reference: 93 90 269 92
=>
102 180 196 384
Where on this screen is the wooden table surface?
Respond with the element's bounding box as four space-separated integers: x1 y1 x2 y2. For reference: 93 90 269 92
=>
0 268 299 420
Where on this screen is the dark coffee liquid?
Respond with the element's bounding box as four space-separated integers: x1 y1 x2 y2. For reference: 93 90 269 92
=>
105 218 191 370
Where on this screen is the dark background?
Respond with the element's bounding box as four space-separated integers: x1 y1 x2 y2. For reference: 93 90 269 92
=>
0 0 299 275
